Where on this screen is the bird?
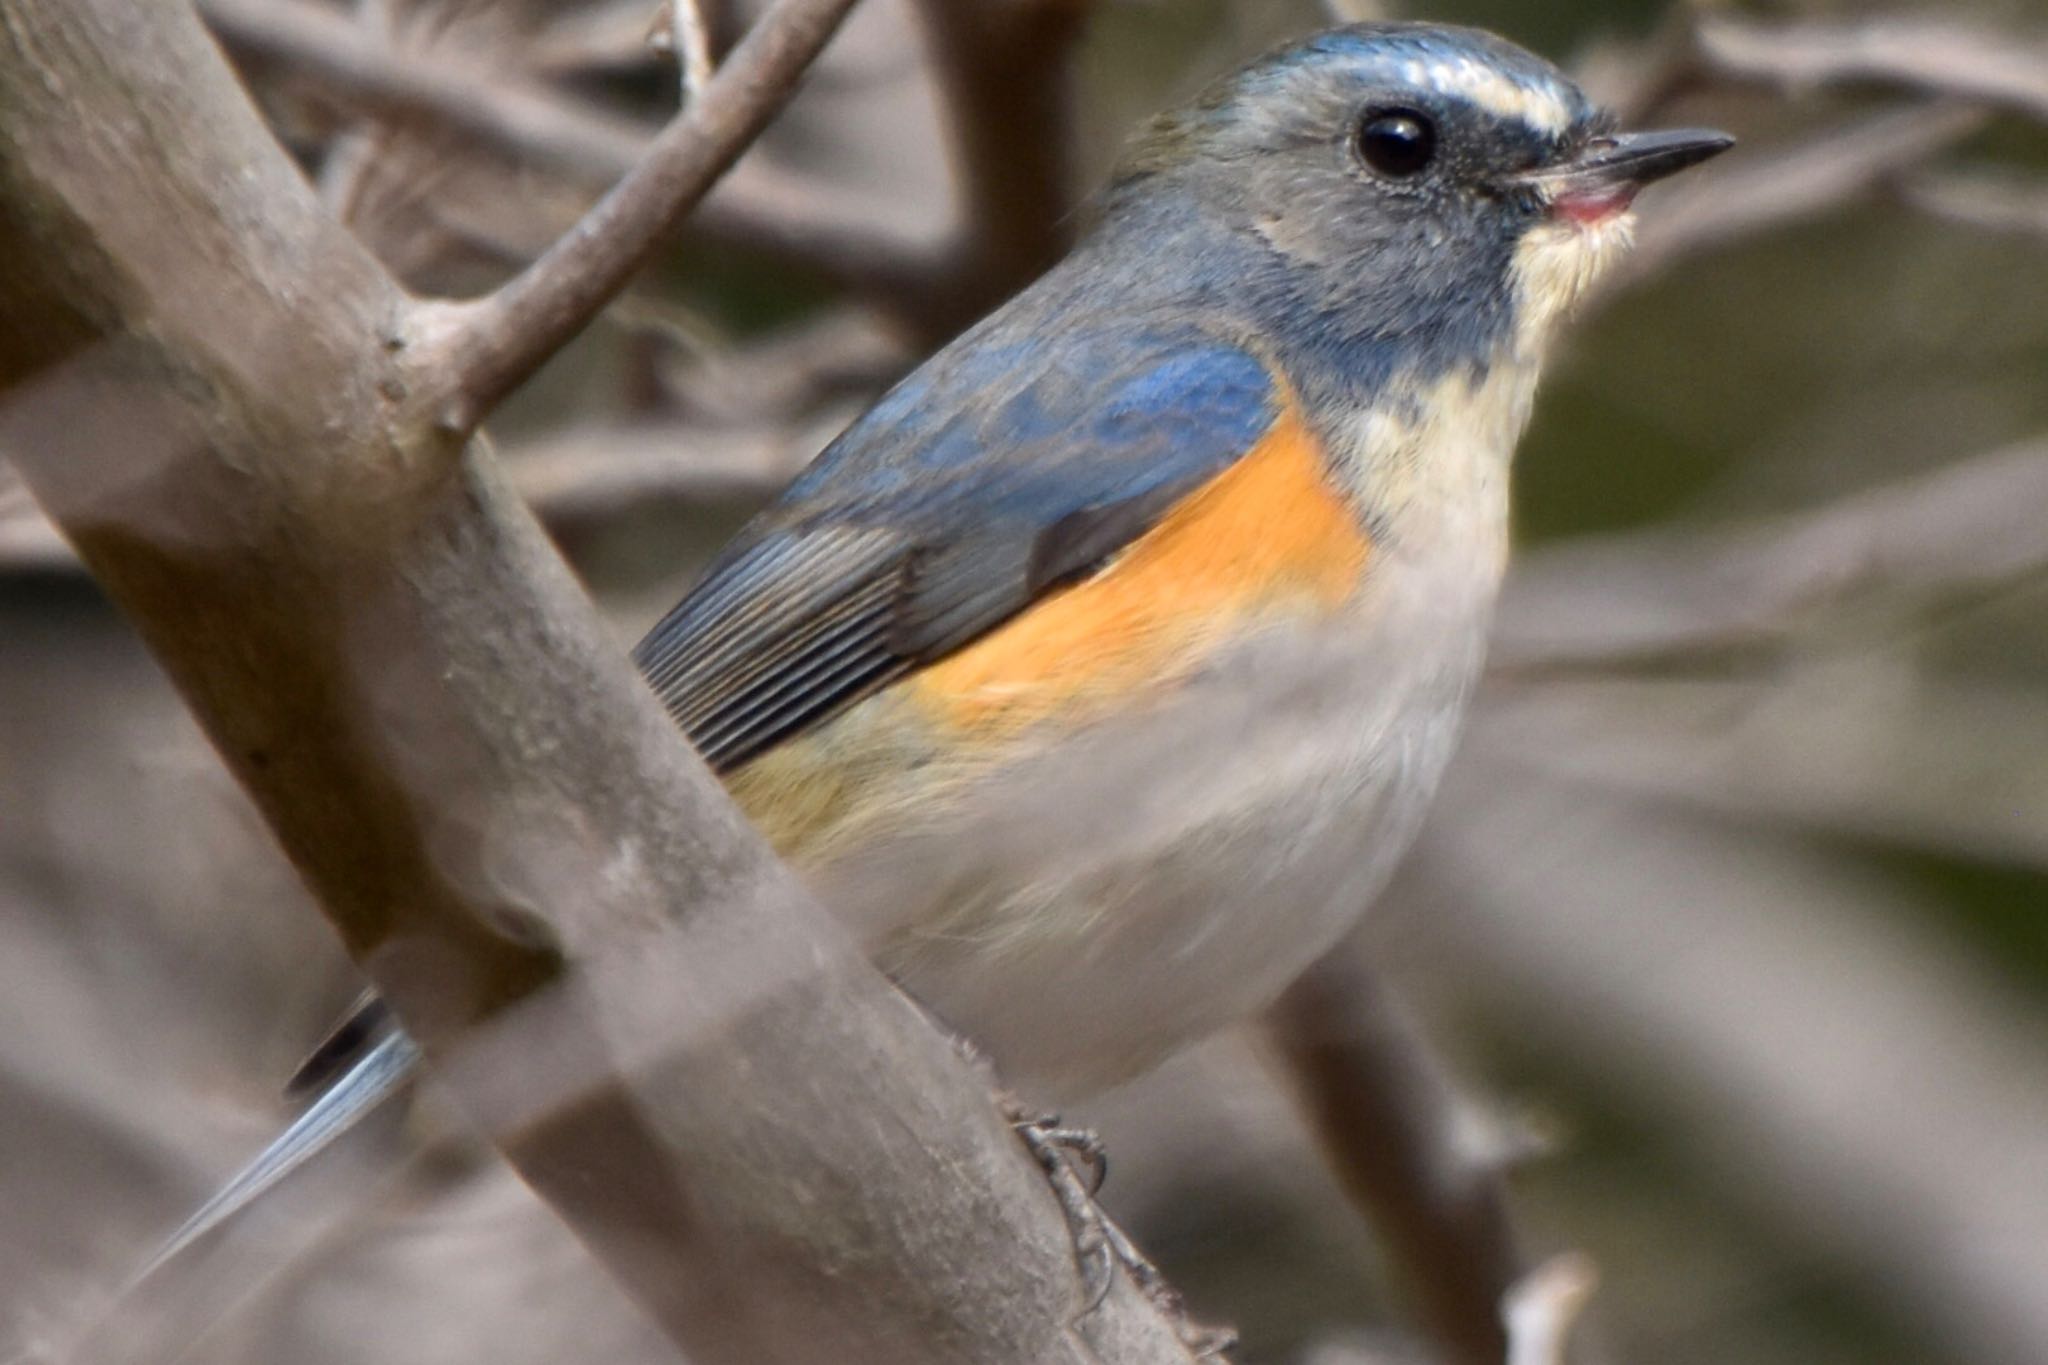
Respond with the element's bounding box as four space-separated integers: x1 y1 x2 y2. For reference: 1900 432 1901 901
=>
148 20 1730 1271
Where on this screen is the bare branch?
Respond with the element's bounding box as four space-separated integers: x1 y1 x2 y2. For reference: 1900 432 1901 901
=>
1321 1 1395 22
201 0 651 168
1478 672 2048 873
670 0 716 102
1896 168 2048 241
418 0 864 431
1694 14 2048 124
1269 945 1529 1365
1503 1255 1598 1365
206 0 1095 340
0 465 71 571
1572 5 1714 128
0 2 1210 1359
1492 438 2048 672
199 0 935 306
6 411 833 571
913 0 1091 313
507 415 842 534
4 307 907 569
1399 765 2048 1365
627 302 911 423
1606 103 1986 294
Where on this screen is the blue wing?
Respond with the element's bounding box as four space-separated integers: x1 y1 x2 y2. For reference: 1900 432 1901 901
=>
633 325 1278 770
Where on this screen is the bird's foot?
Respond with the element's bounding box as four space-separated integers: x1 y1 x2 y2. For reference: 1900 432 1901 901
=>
1015 1115 1108 1193
1012 1113 1118 1310
1009 1111 1236 1357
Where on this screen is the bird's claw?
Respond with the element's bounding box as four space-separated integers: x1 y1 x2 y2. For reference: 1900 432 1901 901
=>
1020 1119 1108 1194
1014 1112 1119 1309
1010 1110 1235 1355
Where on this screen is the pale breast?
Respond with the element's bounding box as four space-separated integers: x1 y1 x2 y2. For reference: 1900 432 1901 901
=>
828 596 1494 1099
720 367 1520 1098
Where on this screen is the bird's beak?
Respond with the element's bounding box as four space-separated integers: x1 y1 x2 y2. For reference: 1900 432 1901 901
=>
1509 128 1735 223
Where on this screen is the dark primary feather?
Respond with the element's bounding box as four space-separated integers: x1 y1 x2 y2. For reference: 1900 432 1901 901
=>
632 325 1278 770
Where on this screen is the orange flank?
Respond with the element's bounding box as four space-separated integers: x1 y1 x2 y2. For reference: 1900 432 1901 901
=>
910 396 1371 737
725 395 1372 862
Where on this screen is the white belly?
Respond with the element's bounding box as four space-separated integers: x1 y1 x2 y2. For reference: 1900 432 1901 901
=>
787 365 1523 1099
814 590 1494 1099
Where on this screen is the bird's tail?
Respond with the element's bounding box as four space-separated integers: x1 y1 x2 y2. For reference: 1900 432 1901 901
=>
129 1027 423 1288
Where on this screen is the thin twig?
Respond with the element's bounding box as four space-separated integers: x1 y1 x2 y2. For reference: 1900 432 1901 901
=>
199 0 933 306
1503 1255 1599 1365
1269 945 1529 1365
1321 1 1394 22
1896 169 2048 241
2 415 829 567
1695 14 2048 124
0 465 71 570
1402 764 2048 1365
641 306 910 423
1573 5 1713 128
528 0 695 79
913 0 1091 314
1477 670 2048 873
671 0 716 103
416 0 864 432
1607 103 1987 294
509 415 845 532
202 0 653 168
1491 438 2048 673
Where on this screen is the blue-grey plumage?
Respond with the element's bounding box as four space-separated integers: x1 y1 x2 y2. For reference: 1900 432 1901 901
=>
147 21 1728 1275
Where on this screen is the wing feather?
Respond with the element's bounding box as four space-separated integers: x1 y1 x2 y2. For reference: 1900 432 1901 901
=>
631 329 1280 771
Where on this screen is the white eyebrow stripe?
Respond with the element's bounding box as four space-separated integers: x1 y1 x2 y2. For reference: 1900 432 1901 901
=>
1399 56 1574 136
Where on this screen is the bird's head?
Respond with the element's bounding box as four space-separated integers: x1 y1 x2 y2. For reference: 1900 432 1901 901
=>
1113 23 1730 374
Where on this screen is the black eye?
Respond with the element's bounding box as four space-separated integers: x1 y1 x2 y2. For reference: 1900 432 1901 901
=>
1354 109 1437 178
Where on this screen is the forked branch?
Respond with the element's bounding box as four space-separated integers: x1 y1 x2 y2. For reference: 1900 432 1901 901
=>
416 0 864 431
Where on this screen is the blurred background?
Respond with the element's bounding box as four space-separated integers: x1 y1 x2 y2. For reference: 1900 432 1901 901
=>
2 0 2045 1362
